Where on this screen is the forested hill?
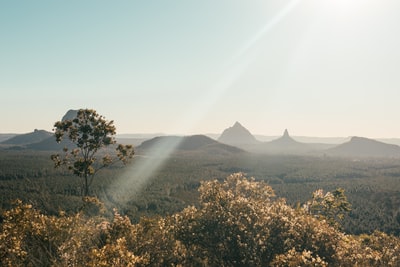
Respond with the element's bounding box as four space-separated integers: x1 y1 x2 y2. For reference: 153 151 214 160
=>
137 135 244 155
0 129 51 145
327 136 400 158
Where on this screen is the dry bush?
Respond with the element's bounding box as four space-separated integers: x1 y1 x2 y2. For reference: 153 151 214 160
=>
1 173 399 266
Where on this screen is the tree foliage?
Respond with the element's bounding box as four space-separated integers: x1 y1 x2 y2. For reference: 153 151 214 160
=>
1 173 400 266
303 187 352 228
51 109 134 196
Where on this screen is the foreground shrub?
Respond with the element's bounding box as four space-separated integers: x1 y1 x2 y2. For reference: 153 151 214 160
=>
1 173 399 266
173 173 346 266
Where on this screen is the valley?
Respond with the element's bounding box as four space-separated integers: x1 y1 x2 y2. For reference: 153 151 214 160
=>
0 146 399 236
1 117 400 236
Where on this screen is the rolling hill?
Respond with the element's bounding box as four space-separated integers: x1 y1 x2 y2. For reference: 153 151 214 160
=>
137 135 244 156
0 129 52 146
326 136 400 158
255 129 314 154
0 134 17 143
25 136 75 151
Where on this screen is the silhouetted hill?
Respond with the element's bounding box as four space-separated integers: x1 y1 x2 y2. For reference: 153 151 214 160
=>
138 135 244 156
26 137 75 151
0 134 17 143
116 138 148 147
62 109 78 121
327 136 400 158
218 122 260 146
6 109 80 151
377 138 400 146
253 129 313 154
268 129 301 146
1 129 52 145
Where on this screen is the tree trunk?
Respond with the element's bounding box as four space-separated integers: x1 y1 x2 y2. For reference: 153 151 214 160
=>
84 174 89 196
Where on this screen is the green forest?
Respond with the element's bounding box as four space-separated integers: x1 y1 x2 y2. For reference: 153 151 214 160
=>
1 149 400 266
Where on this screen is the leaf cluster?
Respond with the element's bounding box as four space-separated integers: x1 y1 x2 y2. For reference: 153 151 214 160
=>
304 187 352 228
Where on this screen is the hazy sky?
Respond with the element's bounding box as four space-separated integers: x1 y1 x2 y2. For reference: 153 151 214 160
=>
2 0 400 138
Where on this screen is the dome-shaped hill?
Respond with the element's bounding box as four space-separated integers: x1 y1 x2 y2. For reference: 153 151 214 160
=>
26 137 75 151
327 136 400 158
138 135 244 155
178 135 219 150
1 129 52 145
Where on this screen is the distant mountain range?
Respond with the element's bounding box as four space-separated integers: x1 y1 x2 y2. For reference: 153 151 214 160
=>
0 110 79 151
217 122 400 158
2 111 400 158
1 129 52 145
0 131 73 151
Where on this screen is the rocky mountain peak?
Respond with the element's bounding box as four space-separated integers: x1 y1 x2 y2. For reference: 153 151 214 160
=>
218 122 259 145
61 109 78 121
233 121 243 128
283 129 289 138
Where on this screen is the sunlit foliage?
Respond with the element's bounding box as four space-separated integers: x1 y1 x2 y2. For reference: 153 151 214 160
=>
1 173 399 266
303 187 351 228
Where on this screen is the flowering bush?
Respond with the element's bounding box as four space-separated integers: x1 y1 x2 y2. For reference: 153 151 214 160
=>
1 173 399 266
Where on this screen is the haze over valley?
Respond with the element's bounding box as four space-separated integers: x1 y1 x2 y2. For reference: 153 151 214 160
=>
2 110 400 159
2 1 400 265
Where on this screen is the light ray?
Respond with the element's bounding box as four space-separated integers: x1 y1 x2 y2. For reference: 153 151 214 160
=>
228 0 302 66
110 0 302 205
112 137 182 204
178 0 303 133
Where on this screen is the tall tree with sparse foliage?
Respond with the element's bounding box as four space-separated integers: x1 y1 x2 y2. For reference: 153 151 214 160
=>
51 109 134 196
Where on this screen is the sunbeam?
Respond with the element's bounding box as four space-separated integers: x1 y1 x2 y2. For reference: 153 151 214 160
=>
110 0 303 205
115 137 182 200
175 0 303 134
228 0 302 66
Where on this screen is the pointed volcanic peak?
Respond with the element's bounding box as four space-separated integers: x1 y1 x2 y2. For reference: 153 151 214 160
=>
269 129 300 145
272 129 298 143
1 129 52 145
259 129 312 154
218 122 259 146
137 134 244 156
327 136 400 158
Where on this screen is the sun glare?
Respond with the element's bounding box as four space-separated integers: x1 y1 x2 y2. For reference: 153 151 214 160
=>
322 0 366 15
111 0 306 202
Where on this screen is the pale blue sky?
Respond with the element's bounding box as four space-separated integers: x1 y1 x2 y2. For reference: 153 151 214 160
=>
2 0 400 137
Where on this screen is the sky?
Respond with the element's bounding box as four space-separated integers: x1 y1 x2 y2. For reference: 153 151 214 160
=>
1 0 400 138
